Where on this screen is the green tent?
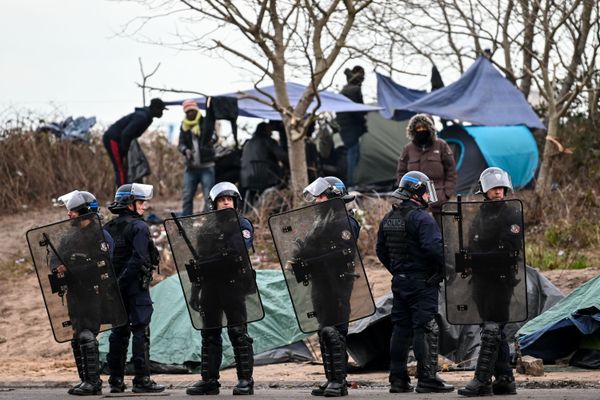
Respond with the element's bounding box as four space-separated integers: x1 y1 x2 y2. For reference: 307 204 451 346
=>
354 112 409 187
99 270 309 369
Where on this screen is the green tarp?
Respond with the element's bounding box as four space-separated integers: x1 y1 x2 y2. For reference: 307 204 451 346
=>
99 270 309 368
518 273 600 361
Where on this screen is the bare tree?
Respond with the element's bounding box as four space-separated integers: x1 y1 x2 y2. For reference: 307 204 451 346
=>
364 0 600 215
137 57 161 105
125 0 374 200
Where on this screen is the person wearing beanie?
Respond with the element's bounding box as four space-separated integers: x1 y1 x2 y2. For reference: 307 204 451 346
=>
178 99 216 215
103 98 167 188
395 113 457 225
336 65 368 186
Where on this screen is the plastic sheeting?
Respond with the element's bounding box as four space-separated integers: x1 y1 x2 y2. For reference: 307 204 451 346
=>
99 270 309 369
377 57 545 129
166 82 381 121
518 273 600 363
347 267 563 369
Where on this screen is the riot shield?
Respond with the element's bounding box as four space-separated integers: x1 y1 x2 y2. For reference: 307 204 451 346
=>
163 208 264 330
442 198 528 325
26 214 127 343
268 198 375 333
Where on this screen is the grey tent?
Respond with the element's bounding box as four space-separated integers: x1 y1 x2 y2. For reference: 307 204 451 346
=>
346 267 563 370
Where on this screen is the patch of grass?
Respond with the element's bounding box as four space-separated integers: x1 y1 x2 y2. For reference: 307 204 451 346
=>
0 257 34 280
526 243 591 271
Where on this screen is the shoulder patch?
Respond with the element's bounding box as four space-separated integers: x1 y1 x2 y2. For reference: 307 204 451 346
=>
100 241 109 252
510 224 521 234
341 230 352 241
242 229 252 239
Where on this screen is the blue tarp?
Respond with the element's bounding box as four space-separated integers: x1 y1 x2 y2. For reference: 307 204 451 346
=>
377 57 545 129
463 125 539 189
166 82 380 121
376 73 427 120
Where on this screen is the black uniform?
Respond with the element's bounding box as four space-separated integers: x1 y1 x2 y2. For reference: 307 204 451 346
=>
376 199 449 392
468 200 523 378
104 209 159 389
187 214 255 395
290 204 360 397
49 220 116 395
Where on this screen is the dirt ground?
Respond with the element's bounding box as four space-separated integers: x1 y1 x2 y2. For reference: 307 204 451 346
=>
1 201 599 387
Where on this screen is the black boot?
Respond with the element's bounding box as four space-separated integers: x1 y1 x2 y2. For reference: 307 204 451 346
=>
312 334 332 396
187 332 222 395
321 327 348 397
132 327 165 394
68 339 84 395
492 375 517 395
71 337 102 396
107 330 128 393
390 371 414 393
108 376 126 394
415 320 454 393
231 326 255 395
132 376 165 393
458 323 501 397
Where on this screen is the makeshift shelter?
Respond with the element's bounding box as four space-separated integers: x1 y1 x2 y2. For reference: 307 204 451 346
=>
439 124 539 194
518 273 600 368
376 57 545 129
98 270 311 370
166 82 380 121
347 267 563 370
354 112 409 188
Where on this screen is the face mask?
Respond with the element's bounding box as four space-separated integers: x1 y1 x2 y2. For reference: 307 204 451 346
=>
414 130 432 146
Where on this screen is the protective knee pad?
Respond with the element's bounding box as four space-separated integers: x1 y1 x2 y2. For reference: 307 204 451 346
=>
228 325 253 347
78 329 96 345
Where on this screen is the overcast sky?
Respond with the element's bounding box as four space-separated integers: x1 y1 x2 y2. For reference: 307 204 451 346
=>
1 0 433 131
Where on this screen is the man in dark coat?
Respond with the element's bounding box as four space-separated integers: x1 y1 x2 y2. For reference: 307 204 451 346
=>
103 98 167 187
336 65 367 186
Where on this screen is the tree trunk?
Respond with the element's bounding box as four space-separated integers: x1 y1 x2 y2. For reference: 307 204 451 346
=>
533 115 559 218
283 117 308 206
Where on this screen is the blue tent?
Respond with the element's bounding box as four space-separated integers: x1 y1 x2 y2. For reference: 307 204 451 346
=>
167 82 380 121
377 57 545 129
440 124 539 193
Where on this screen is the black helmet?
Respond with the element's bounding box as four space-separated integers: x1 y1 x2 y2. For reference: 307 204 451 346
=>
108 183 154 213
393 171 438 206
303 176 355 203
209 182 242 210
57 190 99 216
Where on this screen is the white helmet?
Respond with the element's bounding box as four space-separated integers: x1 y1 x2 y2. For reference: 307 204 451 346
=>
209 182 241 209
478 167 513 194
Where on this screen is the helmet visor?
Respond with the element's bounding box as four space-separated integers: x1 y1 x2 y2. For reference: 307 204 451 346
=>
131 183 154 201
303 177 331 202
425 180 438 204
57 190 86 211
480 168 513 193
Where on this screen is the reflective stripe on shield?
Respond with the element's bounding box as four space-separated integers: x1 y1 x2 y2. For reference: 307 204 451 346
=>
26 214 127 343
163 208 264 330
441 198 528 325
268 198 375 333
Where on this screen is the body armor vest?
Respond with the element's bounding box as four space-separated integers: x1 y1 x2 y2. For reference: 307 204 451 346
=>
382 205 421 273
104 214 137 277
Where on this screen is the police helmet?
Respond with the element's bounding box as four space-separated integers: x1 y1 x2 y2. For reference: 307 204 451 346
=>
108 183 154 213
393 171 438 205
303 176 355 203
209 182 241 210
477 167 513 195
57 190 99 215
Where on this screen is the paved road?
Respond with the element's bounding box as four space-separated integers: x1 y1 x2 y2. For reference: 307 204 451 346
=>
0 387 597 399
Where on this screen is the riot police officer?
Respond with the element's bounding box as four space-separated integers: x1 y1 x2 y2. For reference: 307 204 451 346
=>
302 176 359 398
458 167 521 397
55 190 115 396
186 182 256 396
376 171 454 394
104 183 164 394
